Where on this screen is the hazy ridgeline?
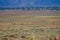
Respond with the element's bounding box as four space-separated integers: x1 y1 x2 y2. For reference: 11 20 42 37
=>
0 7 60 10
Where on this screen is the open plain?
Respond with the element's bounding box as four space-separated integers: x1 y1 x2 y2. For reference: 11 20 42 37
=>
0 10 60 40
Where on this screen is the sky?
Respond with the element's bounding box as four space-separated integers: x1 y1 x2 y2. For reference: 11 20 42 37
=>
0 0 60 8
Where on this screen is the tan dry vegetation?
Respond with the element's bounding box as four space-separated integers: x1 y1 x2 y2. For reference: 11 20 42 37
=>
0 10 60 40
0 16 60 29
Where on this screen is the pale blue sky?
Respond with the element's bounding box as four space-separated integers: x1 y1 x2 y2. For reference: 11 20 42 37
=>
0 0 60 7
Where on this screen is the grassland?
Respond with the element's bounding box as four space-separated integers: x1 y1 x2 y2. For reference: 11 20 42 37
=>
0 15 60 40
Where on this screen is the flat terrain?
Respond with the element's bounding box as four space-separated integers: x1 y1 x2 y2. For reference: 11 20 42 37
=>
0 10 60 16
0 10 60 40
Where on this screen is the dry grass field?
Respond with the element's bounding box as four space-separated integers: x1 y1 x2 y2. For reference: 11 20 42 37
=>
0 10 60 40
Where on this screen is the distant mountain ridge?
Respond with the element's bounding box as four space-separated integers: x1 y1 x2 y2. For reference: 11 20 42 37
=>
0 7 60 10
